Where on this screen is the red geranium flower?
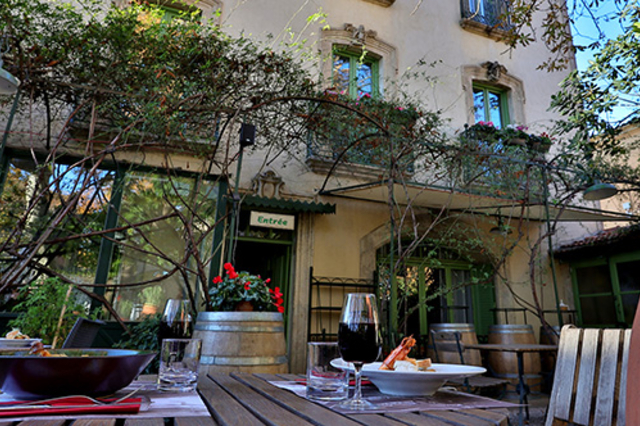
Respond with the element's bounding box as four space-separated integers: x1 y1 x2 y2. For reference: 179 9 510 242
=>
207 263 282 313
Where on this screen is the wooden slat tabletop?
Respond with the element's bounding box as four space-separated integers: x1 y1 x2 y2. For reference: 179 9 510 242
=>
204 373 509 426
3 373 509 426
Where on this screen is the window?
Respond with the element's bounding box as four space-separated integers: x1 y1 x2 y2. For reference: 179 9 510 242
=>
106 171 219 321
332 48 380 99
461 0 512 30
308 26 395 174
130 0 218 22
473 83 509 128
0 155 222 321
376 244 496 344
463 81 544 196
571 255 640 327
160 5 200 22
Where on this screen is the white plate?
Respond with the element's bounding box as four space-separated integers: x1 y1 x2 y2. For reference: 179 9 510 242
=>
0 338 41 348
331 358 486 396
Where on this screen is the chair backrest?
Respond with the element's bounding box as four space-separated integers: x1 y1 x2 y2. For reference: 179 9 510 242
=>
626 303 640 423
545 325 630 426
62 317 106 349
430 330 466 364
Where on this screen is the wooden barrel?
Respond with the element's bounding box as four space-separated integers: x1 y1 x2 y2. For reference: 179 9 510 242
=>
539 325 561 372
488 324 542 391
429 323 482 366
193 311 288 374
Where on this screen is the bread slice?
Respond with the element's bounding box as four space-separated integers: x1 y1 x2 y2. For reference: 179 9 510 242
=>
416 358 432 371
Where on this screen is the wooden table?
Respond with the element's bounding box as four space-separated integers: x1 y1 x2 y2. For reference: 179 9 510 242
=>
466 343 557 426
3 373 511 426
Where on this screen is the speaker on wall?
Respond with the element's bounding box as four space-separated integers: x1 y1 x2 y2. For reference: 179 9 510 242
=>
240 123 256 147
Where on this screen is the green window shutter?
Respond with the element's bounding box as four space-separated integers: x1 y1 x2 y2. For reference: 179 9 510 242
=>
471 264 496 337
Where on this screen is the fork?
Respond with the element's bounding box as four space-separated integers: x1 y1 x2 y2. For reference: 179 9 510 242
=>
0 387 142 409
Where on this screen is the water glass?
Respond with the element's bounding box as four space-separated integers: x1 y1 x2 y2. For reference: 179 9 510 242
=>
306 342 348 400
158 338 202 392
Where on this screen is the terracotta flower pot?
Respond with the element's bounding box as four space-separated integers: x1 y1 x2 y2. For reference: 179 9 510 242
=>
141 303 158 315
235 301 254 312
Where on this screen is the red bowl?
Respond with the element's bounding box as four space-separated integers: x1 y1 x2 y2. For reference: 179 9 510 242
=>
0 349 156 399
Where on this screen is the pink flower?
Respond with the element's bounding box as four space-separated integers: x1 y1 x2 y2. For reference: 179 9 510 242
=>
477 121 495 127
213 276 223 284
244 282 251 291
277 305 285 313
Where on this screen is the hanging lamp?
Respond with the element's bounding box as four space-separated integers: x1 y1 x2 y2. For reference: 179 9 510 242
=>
0 63 19 95
583 181 618 201
490 216 512 236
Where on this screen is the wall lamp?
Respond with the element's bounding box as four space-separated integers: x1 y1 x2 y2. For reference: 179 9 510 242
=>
490 216 512 236
0 45 19 95
583 181 618 201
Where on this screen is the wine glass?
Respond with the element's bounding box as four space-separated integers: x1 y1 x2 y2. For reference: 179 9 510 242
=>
337 293 382 410
158 299 193 347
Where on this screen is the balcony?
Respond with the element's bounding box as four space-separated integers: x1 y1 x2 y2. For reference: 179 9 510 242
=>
460 0 514 38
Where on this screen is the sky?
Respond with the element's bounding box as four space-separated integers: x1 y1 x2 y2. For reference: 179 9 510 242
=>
569 0 634 124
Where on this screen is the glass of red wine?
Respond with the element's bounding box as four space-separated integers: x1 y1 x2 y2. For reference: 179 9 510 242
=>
158 299 193 347
337 293 382 410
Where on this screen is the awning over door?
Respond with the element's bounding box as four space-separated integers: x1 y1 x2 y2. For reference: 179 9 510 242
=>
239 194 336 214
320 181 639 222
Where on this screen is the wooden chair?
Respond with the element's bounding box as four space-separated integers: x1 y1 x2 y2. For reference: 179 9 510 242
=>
430 330 509 396
626 303 640 423
545 324 630 426
62 317 106 348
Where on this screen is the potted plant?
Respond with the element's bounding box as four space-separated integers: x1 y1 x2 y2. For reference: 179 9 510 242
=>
207 263 284 313
462 121 500 144
502 124 530 146
193 262 288 374
140 286 165 316
528 132 553 153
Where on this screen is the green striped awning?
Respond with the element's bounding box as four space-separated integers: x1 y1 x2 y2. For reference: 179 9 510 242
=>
237 195 336 214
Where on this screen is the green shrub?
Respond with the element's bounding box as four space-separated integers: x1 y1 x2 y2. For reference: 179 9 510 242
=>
114 313 161 373
9 277 87 345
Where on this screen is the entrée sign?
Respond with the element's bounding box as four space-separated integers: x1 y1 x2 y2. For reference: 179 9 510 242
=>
249 211 295 230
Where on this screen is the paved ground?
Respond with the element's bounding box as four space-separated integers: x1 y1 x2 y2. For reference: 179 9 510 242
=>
503 392 549 426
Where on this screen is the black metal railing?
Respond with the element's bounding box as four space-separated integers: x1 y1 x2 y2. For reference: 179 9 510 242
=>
461 0 513 30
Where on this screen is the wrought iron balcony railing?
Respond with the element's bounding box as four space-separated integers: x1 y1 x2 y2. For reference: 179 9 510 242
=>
460 0 513 31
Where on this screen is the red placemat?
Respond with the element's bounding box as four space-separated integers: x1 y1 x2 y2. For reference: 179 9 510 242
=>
0 397 141 417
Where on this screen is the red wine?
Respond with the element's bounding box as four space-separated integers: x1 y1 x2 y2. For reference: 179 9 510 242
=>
158 320 193 345
338 322 381 363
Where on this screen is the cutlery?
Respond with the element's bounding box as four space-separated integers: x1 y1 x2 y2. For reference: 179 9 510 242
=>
0 387 143 410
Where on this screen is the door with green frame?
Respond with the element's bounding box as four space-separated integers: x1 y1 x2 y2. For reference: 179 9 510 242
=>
383 257 495 357
231 209 293 330
570 252 640 327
